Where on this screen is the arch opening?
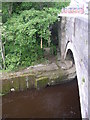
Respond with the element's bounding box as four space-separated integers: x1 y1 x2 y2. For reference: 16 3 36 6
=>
65 49 75 65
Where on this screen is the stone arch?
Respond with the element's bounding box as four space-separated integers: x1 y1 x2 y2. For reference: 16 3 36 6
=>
64 41 83 116
58 15 88 118
65 49 75 65
64 41 76 67
64 42 74 60
64 42 77 82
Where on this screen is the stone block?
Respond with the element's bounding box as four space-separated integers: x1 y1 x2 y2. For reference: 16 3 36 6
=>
35 77 49 89
28 74 35 89
55 74 66 84
2 79 11 94
10 77 19 91
19 76 27 91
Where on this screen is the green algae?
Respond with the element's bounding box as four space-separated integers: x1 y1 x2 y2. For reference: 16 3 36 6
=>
82 77 85 84
28 75 35 89
2 69 67 94
35 77 49 89
2 79 11 94
10 77 20 91
19 77 27 91
19 73 35 77
2 74 36 94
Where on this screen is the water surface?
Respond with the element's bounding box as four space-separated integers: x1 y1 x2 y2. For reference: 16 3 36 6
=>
2 78 81 118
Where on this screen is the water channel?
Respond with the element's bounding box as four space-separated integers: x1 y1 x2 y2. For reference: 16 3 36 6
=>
2 77 81 119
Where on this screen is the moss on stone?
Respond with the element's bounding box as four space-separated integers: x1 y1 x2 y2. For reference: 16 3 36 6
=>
19 76 27 91
28 75 35 89
19 74 35 89
2 67 68 94
19 73 35 77
35 77 49 89
50 71 65 84
2 73 36 94
2 79 11 94
55 75 65 83
82 77 85 83
10 77 20 91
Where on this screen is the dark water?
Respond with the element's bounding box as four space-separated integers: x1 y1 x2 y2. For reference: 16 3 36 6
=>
2 78 81 118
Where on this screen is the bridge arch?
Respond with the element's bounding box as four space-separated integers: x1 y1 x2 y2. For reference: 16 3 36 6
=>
63 39 88 118
58 14 88 118
65 49 75 65
64 41 76 67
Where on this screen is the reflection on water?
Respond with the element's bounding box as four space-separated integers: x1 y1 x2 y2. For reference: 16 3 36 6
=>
2 78 81 118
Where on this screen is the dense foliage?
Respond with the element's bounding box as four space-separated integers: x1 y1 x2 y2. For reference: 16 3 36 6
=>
2 2 69 70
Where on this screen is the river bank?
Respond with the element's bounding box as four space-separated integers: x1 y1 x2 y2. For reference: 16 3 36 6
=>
0 54 76 95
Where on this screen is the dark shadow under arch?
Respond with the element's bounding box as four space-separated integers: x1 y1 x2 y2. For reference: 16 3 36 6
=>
65 49 75 65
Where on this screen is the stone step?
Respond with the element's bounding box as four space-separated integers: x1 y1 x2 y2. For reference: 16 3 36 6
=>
64 60 73 69
57 60 73 70
66 65 76 74
65 65 76 80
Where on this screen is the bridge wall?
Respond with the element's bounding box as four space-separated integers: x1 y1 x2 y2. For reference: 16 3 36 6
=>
58 16 88 118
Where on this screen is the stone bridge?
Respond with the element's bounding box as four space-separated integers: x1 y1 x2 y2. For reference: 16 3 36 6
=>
58 14 88 118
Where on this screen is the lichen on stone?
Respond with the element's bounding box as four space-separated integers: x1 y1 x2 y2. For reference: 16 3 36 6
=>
82 77 85 83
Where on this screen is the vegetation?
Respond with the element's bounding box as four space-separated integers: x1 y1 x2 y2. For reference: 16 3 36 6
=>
1 2 69 71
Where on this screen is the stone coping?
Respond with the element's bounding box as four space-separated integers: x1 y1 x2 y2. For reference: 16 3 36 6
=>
58 13 88 20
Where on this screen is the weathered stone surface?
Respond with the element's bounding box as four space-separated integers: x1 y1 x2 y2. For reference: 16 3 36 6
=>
57 60 73 70
37 69 64 80
19 77 27 91
35 77 49 89
2 79 11 94
2 73 36 93
28 63 59 72
58 15 88 118
28 74 35 89
10 77 19 91
1 60 76 94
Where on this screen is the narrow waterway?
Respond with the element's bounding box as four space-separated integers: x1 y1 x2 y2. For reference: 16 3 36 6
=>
2 78 81 118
